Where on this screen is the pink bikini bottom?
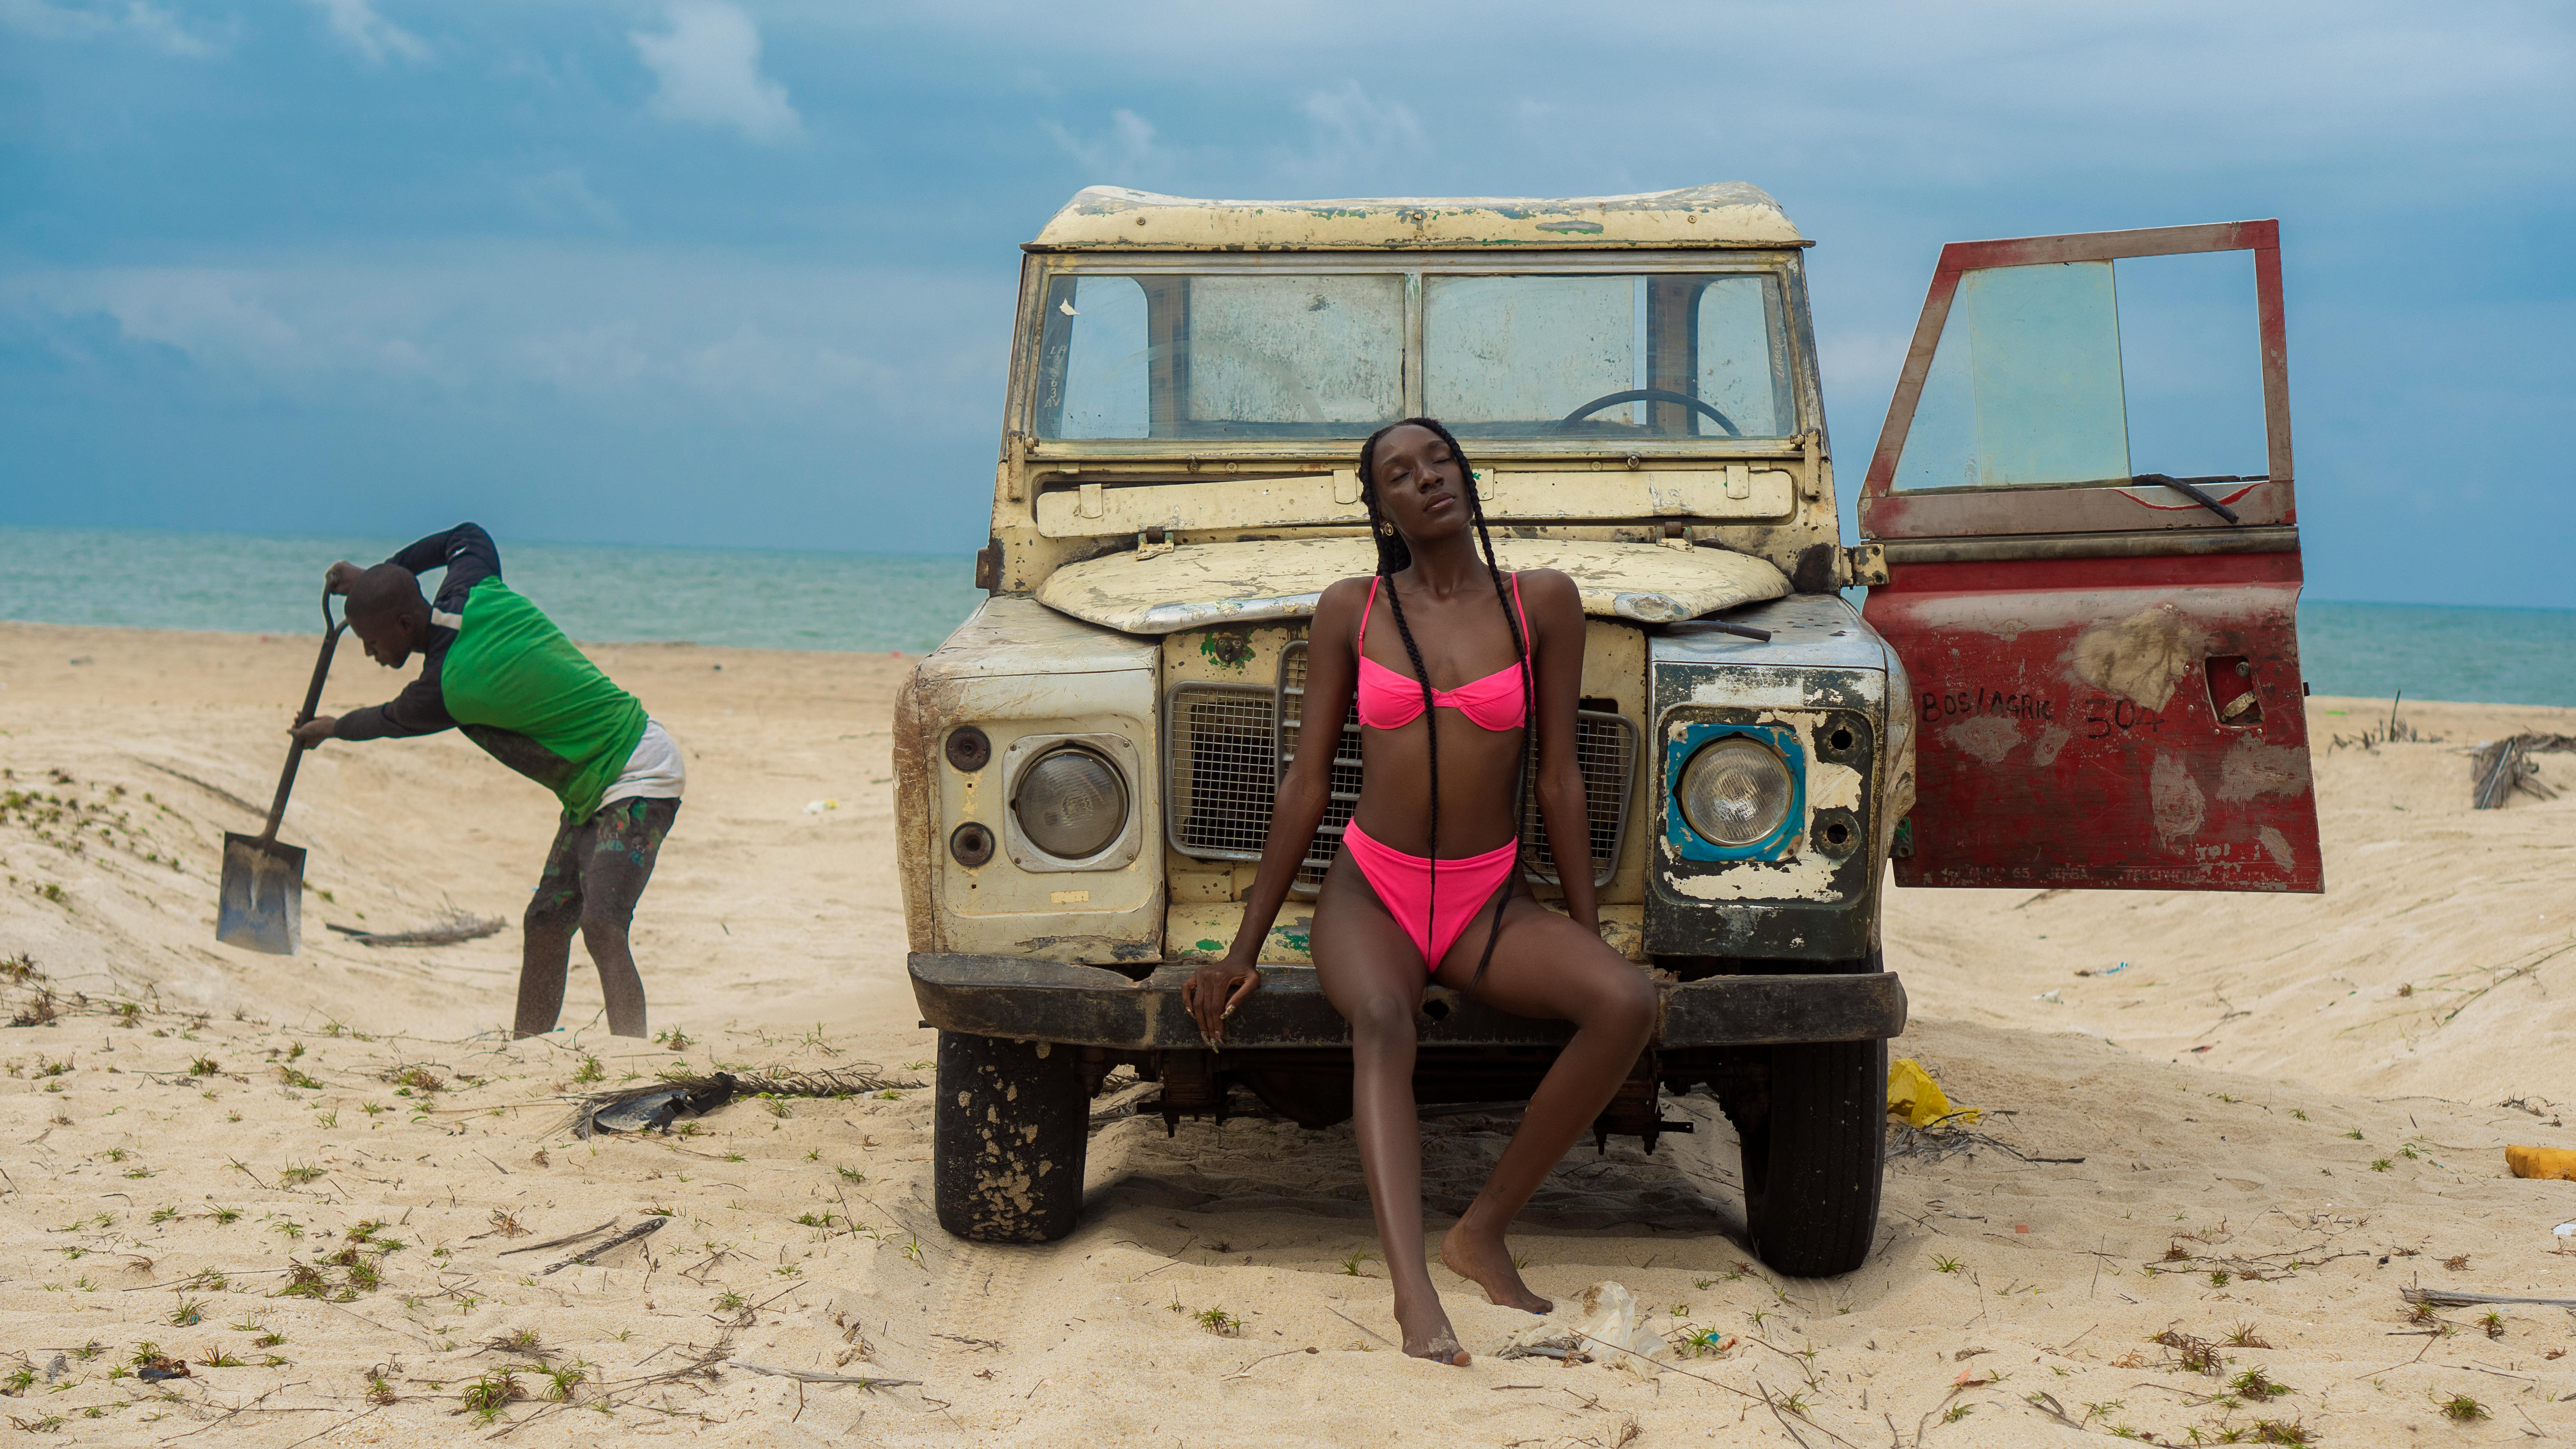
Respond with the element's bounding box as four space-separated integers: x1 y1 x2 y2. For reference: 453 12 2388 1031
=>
1341 819 1520 971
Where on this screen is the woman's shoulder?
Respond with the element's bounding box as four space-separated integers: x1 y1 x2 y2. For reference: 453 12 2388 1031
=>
1510 567 1581 611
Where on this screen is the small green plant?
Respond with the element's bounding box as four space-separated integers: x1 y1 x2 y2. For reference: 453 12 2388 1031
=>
654 1028 690 1050
1195 1306 1244 1336
4 1365 35 1395
279 1264 329 1300
150 1206 179 1225
315 1109 337 1128
2223 1322 2271 1348
2289 1108 2307 1120
2369 1158 2393 1172
714 1290 747 1313
285 1040 304 1061
2433 1392 2486 1422
188 1057 218 1076
1340 1249 1375 1277
571 1056 604 1085
170 1298 204 1326
278 1164 324 1186
211 1206 241 1225
254 1331 285 1349
1675 1326 1731 1358
2230 1368 2289 1401
836 1165 865 1182
1931 1254 1963 1274
1941 1403 1973 1424
102 1147 128 1163
365 1370 397 1405
2343 1128 2362 1140
277 1065 323 1090
2478 1309 2503 1340
544 1362 588 1402
2249 1420 2314 1444
2210 1270 2232 1287
197 1347 243 1368
460 1369 524 1425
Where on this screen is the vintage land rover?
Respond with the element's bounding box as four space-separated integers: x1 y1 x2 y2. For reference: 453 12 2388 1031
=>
894 184 2321 1275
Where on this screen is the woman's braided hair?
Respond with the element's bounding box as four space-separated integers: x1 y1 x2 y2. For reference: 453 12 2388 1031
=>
1354 417 1538 987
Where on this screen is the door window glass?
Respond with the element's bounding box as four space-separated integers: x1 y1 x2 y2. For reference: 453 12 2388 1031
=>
1895 252 2266 490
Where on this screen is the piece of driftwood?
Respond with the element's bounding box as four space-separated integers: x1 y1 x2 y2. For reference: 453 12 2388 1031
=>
726 1360 919 1389
539 1215 667 1275
496 1219 618 1258
2403 1285 2576 1310
562 1065 924 1137
325 910 505 947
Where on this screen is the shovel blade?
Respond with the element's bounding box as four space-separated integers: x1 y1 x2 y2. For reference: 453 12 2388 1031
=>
216 833 305 955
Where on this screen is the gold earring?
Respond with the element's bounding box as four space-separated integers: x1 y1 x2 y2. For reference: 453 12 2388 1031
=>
1376 521 1394 537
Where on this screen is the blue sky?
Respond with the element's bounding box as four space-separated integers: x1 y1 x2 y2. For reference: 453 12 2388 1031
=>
3 0 2570 606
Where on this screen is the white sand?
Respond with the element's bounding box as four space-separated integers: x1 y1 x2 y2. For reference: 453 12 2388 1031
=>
1 620 2571 1446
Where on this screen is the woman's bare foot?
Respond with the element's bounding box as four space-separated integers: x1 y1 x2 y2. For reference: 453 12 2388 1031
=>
1392 1292 1472 1365
1440 1222 1552 1313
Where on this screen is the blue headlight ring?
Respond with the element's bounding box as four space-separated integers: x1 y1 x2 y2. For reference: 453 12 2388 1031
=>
1665 721 1806 863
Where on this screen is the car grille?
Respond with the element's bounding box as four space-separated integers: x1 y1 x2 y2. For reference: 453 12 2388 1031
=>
1161 642 1635 894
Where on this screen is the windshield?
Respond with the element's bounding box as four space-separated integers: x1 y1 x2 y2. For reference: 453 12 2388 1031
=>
1030 268 1797 443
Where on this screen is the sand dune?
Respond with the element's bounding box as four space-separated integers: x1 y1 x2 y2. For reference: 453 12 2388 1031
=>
1 621 2571 1446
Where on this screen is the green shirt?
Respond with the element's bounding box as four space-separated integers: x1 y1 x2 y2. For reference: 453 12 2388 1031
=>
440 578 650 822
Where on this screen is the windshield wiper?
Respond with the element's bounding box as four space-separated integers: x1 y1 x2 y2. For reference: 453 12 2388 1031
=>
2132 473 2260 524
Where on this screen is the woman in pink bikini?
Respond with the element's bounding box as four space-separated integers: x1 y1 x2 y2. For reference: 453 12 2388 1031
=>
1183 418 1658 1365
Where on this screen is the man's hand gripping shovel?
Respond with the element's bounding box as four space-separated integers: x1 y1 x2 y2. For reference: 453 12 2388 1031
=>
215 590 344 955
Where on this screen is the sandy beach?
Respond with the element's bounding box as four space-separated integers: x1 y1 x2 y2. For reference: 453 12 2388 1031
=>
2 618 2571 1446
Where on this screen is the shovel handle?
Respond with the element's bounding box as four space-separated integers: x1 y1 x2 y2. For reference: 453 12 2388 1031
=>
260 591 347 842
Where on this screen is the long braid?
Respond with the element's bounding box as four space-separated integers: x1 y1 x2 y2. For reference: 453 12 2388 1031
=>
1355 417 1536 984
1357 424 1442 961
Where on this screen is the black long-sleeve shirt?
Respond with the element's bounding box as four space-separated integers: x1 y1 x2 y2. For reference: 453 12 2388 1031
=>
334 523 498 741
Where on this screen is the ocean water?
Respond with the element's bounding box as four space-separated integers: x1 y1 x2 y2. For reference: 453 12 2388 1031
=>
1 525 2571 707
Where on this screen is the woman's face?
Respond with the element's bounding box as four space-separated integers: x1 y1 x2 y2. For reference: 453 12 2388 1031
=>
1371 424 1471 546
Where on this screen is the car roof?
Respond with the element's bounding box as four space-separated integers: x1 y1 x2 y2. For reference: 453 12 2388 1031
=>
1027 182 1807 252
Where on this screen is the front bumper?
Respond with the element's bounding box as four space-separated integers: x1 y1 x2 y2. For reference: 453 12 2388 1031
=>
909 952 1905 1051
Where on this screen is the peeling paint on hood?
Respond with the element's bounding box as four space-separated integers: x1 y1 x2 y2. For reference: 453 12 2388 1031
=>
1034 537 1789 636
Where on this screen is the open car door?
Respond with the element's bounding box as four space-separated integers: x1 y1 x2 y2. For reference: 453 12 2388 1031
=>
1859 221 2321 891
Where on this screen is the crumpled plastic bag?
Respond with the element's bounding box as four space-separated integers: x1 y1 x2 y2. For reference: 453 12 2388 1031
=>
2506 1144 2576 1181
1888 1057 1978 1128
1496 1281 1664 1376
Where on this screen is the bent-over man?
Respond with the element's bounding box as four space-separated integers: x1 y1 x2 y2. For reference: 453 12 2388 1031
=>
294 523 683 1038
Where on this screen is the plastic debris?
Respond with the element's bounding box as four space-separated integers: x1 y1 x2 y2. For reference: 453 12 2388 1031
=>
2035 989 2063 1004
803 798 840 815
1888 1057 1978 1128
2506 1144 2576 1181
578 1073 738 1137
1495 1281 1665 1376
2553 1222 2575 1237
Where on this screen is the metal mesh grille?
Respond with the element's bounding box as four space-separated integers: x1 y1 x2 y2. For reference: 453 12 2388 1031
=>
1277 643 1364 894
1163 685 1277 861
1522 710 1638 887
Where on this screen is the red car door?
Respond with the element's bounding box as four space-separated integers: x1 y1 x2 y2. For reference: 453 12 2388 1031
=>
1859 221 2322 891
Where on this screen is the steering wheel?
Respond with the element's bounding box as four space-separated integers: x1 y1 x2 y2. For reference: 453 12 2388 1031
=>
1555 387 1739 437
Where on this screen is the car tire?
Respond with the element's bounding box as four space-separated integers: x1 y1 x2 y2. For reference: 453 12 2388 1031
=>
1737 1035 1886 1277
932 1030 1088 1243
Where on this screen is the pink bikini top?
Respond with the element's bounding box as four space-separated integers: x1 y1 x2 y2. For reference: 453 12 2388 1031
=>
1353 573 1532 732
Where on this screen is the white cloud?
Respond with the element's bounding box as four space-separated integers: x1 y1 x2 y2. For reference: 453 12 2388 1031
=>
0 0 226 56
1279 80 1426 185
1044 108 1157 180
631 1 802 145
303 0 427 64
516 168 626 233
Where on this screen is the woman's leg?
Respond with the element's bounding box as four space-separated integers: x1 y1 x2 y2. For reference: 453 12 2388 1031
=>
572 799 679 1039
514 815 587 1038
1432 897 1657 1310
1309 855 1467 1364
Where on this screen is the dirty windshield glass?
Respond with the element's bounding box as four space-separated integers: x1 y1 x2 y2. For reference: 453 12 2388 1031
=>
1033 273 1404 440
1425 273 1794 439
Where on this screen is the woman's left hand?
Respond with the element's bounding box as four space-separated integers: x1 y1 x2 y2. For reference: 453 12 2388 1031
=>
1181 959 1261 1045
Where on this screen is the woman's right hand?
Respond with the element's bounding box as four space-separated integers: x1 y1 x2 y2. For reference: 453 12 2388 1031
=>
1181 956 1261 1045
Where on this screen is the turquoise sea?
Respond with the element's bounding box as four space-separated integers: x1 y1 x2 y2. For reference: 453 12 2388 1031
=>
2 525 2571 707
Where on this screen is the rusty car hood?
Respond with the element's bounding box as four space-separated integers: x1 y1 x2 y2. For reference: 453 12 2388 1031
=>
1033 537 1790 636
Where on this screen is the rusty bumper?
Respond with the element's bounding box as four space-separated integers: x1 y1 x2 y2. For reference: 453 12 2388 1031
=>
909 953 1906 1051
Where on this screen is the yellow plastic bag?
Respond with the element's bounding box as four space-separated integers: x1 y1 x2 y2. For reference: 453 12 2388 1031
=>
1887 1058 1978 1128
2506 1145 2576 1181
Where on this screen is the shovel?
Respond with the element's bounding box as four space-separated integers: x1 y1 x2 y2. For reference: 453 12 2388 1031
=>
216 591 345 954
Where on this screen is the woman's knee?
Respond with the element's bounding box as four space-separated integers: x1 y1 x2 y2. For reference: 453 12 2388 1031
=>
1340 990 1417 1045
1583 963 1658 1042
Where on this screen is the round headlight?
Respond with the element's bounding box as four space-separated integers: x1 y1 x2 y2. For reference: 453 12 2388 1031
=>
1679 736 1794 848
1012 747 1130 861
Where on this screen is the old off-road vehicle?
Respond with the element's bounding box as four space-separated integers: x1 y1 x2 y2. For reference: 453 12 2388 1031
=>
895 184 2321 1275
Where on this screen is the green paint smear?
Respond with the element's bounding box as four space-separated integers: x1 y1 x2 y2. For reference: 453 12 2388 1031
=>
1195 939 1223 952
1198 630 1255 672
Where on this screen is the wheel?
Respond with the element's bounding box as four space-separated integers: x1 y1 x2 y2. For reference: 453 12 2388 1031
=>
1736 1036 1886 1276
932 1031 1088 1243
